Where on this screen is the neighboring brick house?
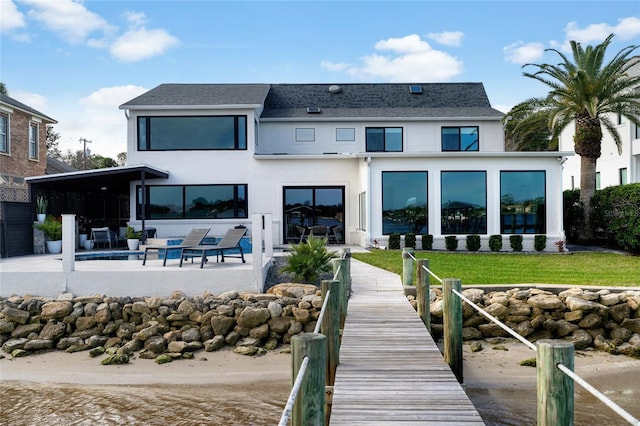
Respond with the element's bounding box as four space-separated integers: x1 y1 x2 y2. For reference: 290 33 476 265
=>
0 93 57 210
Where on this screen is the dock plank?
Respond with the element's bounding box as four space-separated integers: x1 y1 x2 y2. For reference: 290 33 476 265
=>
329 259 484 425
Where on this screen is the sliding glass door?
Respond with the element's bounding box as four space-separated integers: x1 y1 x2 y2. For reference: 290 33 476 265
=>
283 186 344 243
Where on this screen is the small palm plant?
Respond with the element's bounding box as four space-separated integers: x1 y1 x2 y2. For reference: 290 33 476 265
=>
280 235 337 283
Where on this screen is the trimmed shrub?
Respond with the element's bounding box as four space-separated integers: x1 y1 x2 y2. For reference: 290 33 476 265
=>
421 234 433 250
591 183 640 253
445 235 458 251
466 235 481 252
388 233 401 250
404 233 416 249
279 235 336 283
509 235 523 252
534 235 547 252
489 235 502 252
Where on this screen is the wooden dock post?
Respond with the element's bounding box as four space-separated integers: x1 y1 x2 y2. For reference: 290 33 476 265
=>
332 257 348 328
321 279 340 386
341 248 352 296
291 333 326 426
537 339 574 426
402 247 415 286
443 278 463 383
416 259 430 331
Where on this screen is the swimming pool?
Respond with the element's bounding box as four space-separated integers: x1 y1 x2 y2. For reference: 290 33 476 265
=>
75 251 143 261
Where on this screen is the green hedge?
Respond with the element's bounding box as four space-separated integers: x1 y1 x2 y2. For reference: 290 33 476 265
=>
489 235 502 252
563 189 583 243
534 235 547 252
509 235 523 252
388 233 401 250
466 235 481 252
591 183 640 253
421 234 433 250
404 233 416 249
445 235 458 251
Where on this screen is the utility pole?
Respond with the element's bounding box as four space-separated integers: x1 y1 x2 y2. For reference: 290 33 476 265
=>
79 138 92 169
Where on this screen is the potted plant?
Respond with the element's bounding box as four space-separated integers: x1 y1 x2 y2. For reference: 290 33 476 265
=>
34 216 62 254
36 196 47 222
125 226 142 250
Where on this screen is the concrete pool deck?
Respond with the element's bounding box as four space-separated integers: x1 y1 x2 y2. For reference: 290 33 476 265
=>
0 245 366 299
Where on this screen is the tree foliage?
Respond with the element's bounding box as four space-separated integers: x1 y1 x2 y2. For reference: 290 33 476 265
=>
46 126 62 158
279 236 337 283
510 34 640 241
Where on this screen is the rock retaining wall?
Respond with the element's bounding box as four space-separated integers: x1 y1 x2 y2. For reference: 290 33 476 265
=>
0 284 321 361
409 287 640 357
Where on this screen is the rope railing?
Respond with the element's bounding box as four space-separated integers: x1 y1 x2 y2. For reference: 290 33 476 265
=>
404 251 639 425
278 248 350 426
451 287 536 351
278 355 309 426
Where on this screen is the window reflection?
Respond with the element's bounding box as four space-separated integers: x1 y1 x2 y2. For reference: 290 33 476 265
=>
284 187 344 243
382 171 428 235
441 171 487 234
500 171 545 234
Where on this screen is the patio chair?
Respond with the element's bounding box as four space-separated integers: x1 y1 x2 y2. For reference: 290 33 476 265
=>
179 227 247 268
309 225 329 240
90 227 115 249
142 228 210 266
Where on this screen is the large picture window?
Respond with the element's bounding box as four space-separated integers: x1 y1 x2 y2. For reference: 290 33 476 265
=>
382 171 427 235
137 184 247 219
441 171 486 234
366 127 402 152
442 126 479 151
500 171 545 234
137 116 247 150
283 186 344 243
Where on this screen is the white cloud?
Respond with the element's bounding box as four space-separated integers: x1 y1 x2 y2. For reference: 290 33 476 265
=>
11 90 49 111
324 34 463 82
565 16 640 45
1 0 26 33
320 60 350 71
123 10 148 28
53 85 148 159
503 41 545 64
110 27 179 62
427 31 464 47
21 0 116 44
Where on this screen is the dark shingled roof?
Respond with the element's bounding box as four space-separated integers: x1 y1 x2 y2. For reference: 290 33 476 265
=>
261 83 504 118
120 83 270 108
119 82 503 119
0 93 57 123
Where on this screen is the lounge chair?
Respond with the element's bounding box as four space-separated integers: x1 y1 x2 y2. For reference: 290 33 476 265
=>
309 225 329 240
142 228 210 266
179 227 247 268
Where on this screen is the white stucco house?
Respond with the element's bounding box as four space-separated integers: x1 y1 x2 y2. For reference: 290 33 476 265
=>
119 82 570 251
561 61 640 191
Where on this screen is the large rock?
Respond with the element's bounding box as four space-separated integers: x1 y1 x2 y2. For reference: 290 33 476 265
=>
527 294 564 310
41 301 73 320
38 320 66 341
267 283 318 298
269 317 292 334
211 315 235 336
2 307 30 324
621 318 640 334
565 296 608 316
237 307 270 329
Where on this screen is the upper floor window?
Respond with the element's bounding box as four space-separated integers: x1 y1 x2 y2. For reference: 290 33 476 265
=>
336 128 355 142
137 184 247 219
619 168 628 185
0 115 7 154
29 123 38 160
137 116 247 151
295 128 315 142
596 172 601 190
366 127 402 152
442 126 479 151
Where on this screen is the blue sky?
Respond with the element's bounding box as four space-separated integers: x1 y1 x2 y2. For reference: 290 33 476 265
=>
1 0 639 159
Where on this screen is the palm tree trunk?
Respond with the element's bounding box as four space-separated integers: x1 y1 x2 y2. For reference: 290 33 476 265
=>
578 155 597 241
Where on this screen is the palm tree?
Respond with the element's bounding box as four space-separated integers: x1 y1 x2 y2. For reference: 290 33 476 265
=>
514 34 640 241
502 102 558 151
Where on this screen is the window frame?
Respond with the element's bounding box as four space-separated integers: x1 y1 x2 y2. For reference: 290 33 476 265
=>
440 170 487 235
137 115 248 151
365 127 403 152
336 128 355 142
0 114 8 154
499 170 546 235
136 184 248 220
619 168 628 185
381 171 428 235
28 122 39 160
295 128 315 142
441 126 479 152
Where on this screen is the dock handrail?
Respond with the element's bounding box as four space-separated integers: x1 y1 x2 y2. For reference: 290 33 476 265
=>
403 250 639 426
278 248 350 426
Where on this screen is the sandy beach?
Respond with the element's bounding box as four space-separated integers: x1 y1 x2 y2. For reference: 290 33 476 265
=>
1 342 639 425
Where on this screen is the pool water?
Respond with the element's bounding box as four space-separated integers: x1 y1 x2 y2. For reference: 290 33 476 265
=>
74 251 143 261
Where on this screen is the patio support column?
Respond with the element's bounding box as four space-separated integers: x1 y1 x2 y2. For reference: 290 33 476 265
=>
264 213 273 258
62 214 75 272
252 213 264 292
140 170 147 244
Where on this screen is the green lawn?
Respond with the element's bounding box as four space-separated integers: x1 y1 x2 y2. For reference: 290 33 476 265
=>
352 250 640 287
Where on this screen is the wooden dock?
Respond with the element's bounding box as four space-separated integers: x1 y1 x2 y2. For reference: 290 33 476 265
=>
329 259 484 425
